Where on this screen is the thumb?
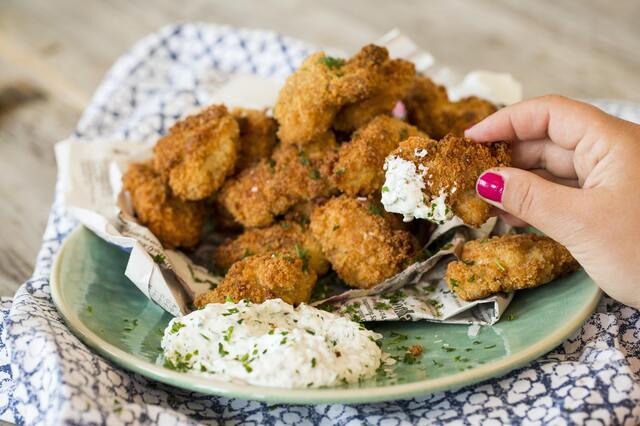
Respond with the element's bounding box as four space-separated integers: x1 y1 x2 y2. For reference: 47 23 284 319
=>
476 167 588 244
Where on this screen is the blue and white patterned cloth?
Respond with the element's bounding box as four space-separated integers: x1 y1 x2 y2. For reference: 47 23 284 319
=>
2 23 640 425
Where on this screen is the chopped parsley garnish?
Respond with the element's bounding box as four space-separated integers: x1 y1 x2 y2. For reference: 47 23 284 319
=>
468 274 477 283
295 244 310 272
242 249 254 259
311 358 317 368
305 329 316 335
332 224 340 231
368 204 384 216
381 186 390 193
309 168 321 180
268 159 276 172
224 326 234 342
200 333 210 341
495 259 506 272
319 56 346 69
374 301 392 310
151 254 166 264
335 168 346 176
507 314 517 321
298 150 310 166
484 344 497 349
170 322 185 334
399 127 409 140
280 337 288 345
442 346 456 352
449 278 460 288
222 307 240 316
86 305 93 314
225 295 234 303
463 259 475 266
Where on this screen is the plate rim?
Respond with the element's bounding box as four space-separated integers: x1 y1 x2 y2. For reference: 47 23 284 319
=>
51 225 602 404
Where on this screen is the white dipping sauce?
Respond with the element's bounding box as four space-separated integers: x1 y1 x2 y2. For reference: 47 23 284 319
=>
381 156 454 224
161 299 383 388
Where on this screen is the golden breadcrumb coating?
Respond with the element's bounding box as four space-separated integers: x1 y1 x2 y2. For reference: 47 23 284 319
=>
153 105 239 200
194 254 317 306
390 135 511 227
403 76 497 139
232 108 278 170
333 58 416 132
213 221 329 275
332 115 425 196
217 160 289 228
122 162 205 248
445 234 580 301
270 130 338 200
274 45 392 146
218 131 337 228
310 196 418 289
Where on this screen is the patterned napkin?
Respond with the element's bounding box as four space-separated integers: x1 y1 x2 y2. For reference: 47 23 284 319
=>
2 23 640 425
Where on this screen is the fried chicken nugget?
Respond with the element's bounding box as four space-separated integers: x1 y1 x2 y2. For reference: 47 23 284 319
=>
232 108 278 170
274 45 391 146
217 160 289 228
270 130 338 200
332 115 425 196
122 162 205 248
153 105 239 200
213 221 329 275
383 135 510 227
218 131 337 228
194 254 317 306
403 76 497 139
333 58 415 132
445 234 580 301
310 196 419 289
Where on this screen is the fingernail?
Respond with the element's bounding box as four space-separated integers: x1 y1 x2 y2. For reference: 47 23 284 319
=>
477 172 504 203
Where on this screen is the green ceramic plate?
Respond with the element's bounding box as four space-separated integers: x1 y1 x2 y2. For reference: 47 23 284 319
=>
51 226 600 404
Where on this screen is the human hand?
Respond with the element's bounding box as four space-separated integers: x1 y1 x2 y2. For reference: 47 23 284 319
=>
465 95 640 308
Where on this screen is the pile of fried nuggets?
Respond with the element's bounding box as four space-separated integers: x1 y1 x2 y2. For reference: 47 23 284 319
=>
123 44 579 309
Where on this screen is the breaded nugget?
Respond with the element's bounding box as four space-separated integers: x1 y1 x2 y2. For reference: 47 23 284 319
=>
445 234 580 301
232 108 278 170
218 132 337 228
332 115 424 196
384 135 510 227
274 45 391 146
217 160 289 228
213 221 329 275
122 162 205 248
153 105 239 200
310 196 418 289
270 130 338 200
403 76 497 139
194 254 317 306
333 58 415 132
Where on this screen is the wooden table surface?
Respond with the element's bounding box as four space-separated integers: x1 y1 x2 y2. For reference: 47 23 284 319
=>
0 0 639 297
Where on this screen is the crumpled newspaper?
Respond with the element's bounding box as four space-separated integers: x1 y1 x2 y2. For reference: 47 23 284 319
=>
54 30 522 323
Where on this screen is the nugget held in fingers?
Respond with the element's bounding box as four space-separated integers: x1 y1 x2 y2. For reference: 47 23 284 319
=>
123 162 205 248
274 45 391 146
310 196 418 289
445 234 580 301
232 108 278 170
333 58 415 132
214 221 329 275
332 115 425 196
381 135 510 227
403 76 497 139
194 254 317 307
153 105 239 200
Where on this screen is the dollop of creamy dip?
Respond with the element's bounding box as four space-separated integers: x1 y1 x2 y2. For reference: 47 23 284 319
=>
161 299 383 388
381 156 454 224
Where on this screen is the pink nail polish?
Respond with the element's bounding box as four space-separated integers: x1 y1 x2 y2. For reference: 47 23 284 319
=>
477 172 504 203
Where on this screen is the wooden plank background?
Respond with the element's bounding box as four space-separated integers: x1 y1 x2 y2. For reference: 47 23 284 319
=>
1 0 639 297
